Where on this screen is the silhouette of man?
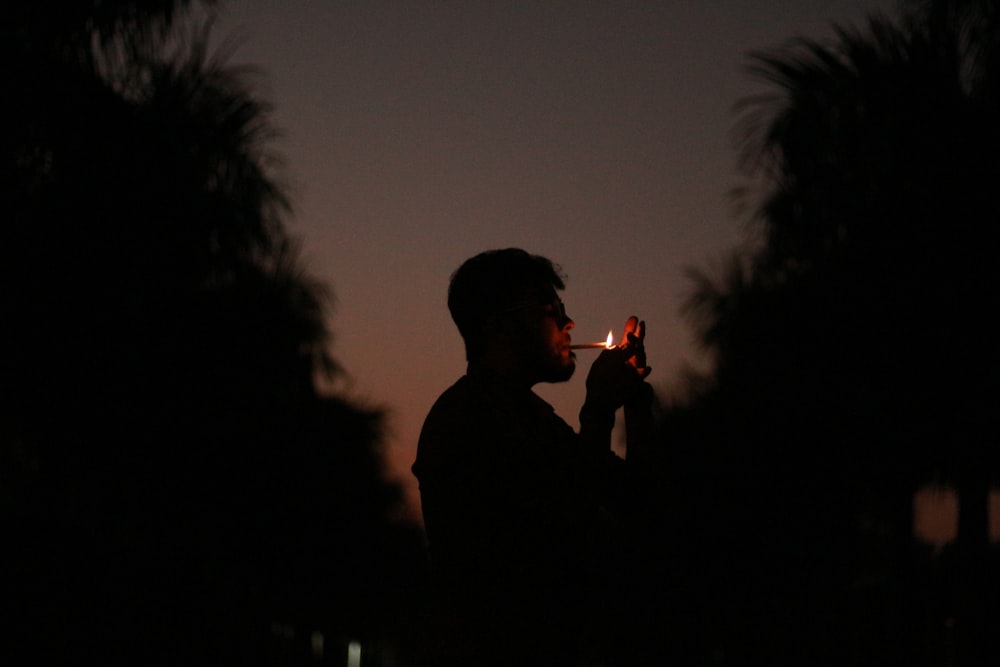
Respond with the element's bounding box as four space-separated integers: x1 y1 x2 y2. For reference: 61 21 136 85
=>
412 248 653 665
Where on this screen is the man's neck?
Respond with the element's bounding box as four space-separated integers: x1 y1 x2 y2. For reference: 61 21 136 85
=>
468 355 536 390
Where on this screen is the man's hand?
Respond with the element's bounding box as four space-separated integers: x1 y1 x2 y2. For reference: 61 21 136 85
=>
619 316 651 379
583 316 651 413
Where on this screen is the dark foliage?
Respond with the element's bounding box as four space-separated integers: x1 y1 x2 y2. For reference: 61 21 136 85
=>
648 1 1000 665
1 2 425 665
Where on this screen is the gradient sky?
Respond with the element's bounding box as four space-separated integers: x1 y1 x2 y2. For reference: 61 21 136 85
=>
207 0 995 539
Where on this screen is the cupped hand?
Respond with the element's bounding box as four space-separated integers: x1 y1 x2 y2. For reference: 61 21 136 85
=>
618 316 651 379
583 315 651 412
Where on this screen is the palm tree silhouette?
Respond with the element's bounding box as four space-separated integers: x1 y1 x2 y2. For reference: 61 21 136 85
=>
3 3 424 665
671 1 999 664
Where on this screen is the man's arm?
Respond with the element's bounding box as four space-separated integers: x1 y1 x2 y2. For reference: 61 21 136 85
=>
624 381 655 469
577 317 654 502
579 316 651 451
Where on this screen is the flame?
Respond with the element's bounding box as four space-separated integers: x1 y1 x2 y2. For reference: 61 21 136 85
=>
606 330 614 348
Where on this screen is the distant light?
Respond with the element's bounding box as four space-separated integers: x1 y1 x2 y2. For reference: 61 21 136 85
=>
311 631 324 660
913 485 957 546
347 640 362 667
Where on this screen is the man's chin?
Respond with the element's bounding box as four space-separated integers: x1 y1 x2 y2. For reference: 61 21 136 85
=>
543 361 576 384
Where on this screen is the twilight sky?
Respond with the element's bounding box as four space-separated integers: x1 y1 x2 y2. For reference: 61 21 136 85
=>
207 0 962 529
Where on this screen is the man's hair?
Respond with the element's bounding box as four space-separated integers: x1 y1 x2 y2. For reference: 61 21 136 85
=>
448 248 566 361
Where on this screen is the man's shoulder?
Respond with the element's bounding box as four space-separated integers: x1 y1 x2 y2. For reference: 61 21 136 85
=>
429 374 475 406
420 374 490 435
413 375 496 480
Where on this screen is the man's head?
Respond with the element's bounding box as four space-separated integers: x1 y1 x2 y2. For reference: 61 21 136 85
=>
448 248 576 383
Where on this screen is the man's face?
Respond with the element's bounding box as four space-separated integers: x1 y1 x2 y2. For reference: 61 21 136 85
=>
503 286 576 384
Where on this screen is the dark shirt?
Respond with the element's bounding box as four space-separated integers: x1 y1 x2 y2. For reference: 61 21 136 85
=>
412 366 626 662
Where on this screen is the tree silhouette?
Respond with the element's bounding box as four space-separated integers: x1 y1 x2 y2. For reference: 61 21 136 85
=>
661 1 999 664
2 2 425 665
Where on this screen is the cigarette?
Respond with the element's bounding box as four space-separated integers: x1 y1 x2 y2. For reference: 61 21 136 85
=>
570 330 616 350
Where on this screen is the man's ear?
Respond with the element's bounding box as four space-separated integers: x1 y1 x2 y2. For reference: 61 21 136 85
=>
483 313 513 338
483 313 502 335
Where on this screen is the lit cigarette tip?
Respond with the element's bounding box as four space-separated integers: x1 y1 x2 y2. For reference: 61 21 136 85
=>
570 330 615 350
